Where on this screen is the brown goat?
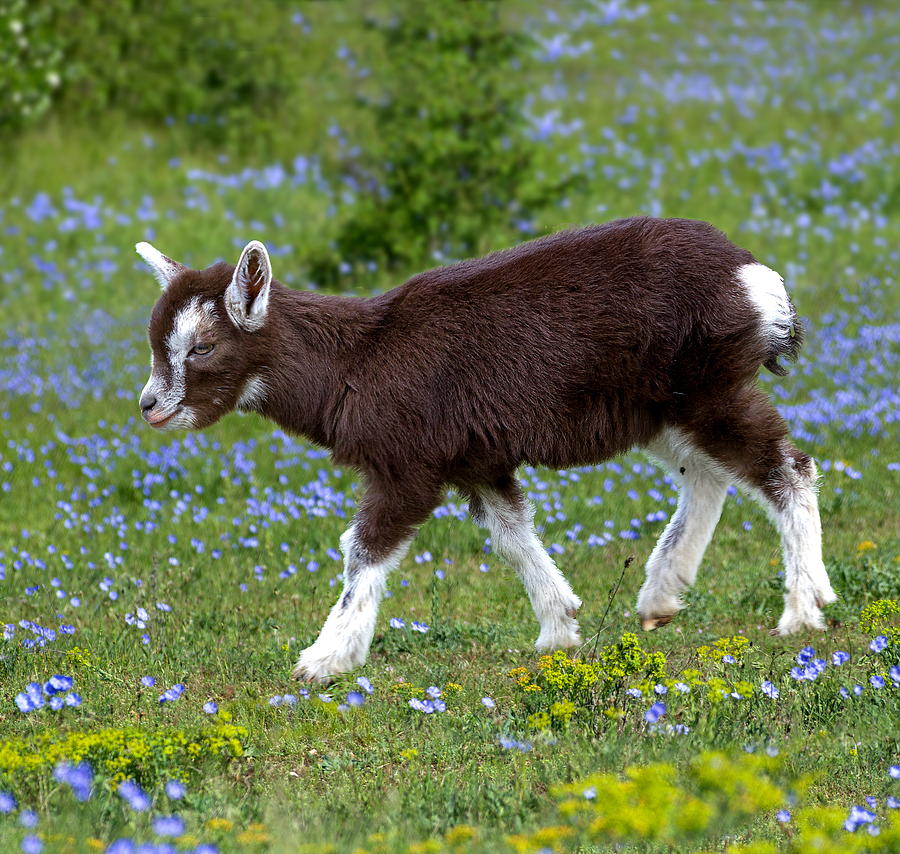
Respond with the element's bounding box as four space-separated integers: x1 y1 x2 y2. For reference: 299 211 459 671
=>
137 217 836 682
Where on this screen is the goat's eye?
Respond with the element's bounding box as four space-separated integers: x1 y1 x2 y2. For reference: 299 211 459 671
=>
191 343 214 356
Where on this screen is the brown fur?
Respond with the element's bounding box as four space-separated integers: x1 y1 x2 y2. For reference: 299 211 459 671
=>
145 217 804 556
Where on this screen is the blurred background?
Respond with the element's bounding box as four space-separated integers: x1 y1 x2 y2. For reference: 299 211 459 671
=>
4 0 898 303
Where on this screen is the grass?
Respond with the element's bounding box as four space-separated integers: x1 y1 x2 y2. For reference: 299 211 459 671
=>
1 1 899 852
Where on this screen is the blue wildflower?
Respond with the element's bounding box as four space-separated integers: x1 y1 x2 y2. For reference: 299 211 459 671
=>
832 651 850 665
644 702 666 724
869 636 888 653
44 674 73 695
844 805 876 832
53 760 93 801
796 646 816 665
165 780 185 799
499 736 531 752
152 814 185 836
203 701 218 714
158 683 185 703
118 780 150 811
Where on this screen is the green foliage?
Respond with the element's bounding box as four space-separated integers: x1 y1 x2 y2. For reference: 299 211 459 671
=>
508 634 667 731
1 0 304 148
509 752 900 854
860 599 900 639
311 0 579 281
829 558 900 607
0 0 64 127
0 722 248 795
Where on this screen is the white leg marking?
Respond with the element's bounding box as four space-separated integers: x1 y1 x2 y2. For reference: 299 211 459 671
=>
292 526 411 682
764 456 836 635
638 429 728 628
476 488 581 652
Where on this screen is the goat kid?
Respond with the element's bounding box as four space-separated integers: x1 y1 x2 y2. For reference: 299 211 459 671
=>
137 217 836 683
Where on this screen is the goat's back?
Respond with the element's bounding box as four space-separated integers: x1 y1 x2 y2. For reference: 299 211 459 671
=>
340 217 783 476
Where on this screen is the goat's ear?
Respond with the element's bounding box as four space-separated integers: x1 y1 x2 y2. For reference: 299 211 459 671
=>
135 242 186 290
225 240 272 332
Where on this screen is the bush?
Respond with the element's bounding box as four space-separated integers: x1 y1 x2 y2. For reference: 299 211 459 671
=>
311 0 581 282
0 0 65 128
1 0 304 148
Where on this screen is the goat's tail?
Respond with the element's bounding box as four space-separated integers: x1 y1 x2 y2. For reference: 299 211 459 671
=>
762 300 803 376
738 263 804 377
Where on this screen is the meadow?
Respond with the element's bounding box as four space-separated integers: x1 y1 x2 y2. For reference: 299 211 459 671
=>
1 1 899 852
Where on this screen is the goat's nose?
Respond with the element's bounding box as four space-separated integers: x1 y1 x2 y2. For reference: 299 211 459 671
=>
140 391 157 414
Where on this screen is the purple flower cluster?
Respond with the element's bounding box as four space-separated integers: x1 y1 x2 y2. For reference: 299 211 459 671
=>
14 675 81 713
158 683 185 703
53 761 93 801
409 686 446 714
790 646 828 682
499 736 532 752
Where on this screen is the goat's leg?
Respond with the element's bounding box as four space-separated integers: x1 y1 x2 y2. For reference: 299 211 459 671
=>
678 387 836 634
637 430 729 630
469 476 582 651
292 477 439 683
764 448 837 634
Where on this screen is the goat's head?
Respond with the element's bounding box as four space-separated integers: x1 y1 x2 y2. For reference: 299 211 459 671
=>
136 240 272 431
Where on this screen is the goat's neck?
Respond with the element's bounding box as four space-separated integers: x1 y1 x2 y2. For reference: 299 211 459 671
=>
254 288 375 447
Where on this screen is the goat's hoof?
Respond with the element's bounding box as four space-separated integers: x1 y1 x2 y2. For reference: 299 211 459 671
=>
640 614 673 631
814 590 838 609
291 648 347 684
291 663 335 685
291 667 336 686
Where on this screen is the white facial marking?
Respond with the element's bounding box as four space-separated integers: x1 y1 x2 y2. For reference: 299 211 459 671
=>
738 263 795 346
237 375 267 412
293 526 411 682
142 298 216 430
135 242 185 290
164 298 217 403
475 489 581 651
